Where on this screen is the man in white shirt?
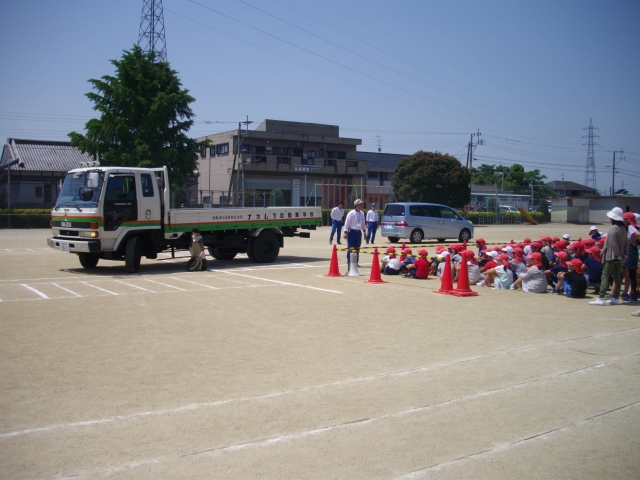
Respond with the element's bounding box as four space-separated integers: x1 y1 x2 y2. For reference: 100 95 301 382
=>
365 202 380 244
329 201 345 244
343 199 366 265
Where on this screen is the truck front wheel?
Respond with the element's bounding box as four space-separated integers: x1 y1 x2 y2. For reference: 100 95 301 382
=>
78 253 99 268
252 231 280 263
125 235 142 273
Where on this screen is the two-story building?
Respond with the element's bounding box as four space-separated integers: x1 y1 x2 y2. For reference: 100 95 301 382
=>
196 119 365 208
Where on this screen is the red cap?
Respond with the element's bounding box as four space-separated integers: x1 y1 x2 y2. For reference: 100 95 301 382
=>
623 211 637 225
418 248 428 257
555 250 569 268
532 241 543 249
523 237 531 244
551 236 560 242
435 246 446 254
463 250 477 264
401 248 412 255
567 258 583 274
386 247 396 254
582 238 595 247
475 238 486 245
541 236 552 242
554 240 568 249
587 246 601 255
529 252 543 267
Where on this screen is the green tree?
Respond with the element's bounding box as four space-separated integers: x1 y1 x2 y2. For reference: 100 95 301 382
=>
392 151 471 207
69 45 201 186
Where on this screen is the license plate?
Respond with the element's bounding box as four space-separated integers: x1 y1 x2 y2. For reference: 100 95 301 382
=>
59 243 70 253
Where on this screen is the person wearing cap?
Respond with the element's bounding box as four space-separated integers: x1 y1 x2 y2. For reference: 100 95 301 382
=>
329 200 345 245
365 202 380 245
510 247 528 279
398 247 416 272
475 238 487 256
403 248 430 279
436 253 453 279
554 259 588 298
583 246 604 294
510 252 547 293
590 207 628 305
188 228 207 271
547 250 569 289
480 250 499 272
530 241 550 271
562 233 571 241
455 250 481 285
540 237 554 262
481 253 514 289
589 226 602 241
621 212 640 303
523 238 532 256
343 199 366 266
380 246 401 275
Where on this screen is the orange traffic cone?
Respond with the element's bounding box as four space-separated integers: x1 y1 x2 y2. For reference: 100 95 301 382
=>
324 244 342 277
365 248 387 284
400 242 407 263
433 253 454 295
463 239 467 250
451 251 478 297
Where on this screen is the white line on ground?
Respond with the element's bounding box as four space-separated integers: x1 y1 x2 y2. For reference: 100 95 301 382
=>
52 283 82 297
172 277 219 289
1 329 635 440
20 284 49 299
80 281 117 295
113 280 155 293
213 270 343 294
144 279 186 291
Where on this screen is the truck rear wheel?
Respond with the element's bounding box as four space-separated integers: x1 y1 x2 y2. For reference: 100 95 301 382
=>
125 235 142 273
78 253 99 268
252 230 280 263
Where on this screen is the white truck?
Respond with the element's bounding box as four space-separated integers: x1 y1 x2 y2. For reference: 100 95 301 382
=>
47 166 321 272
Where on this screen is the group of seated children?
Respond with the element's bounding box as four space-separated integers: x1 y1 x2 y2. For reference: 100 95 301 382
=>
380 247 431 279
431 230 608 298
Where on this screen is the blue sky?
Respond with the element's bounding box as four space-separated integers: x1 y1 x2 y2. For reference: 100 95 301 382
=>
1 0 638 195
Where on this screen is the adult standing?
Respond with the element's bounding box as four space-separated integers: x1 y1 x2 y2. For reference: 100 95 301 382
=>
365 202 380 244
343 199 366 265
329 201 345 244
589 207 628 306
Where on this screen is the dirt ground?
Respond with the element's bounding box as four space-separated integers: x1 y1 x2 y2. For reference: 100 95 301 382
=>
0 223 638 479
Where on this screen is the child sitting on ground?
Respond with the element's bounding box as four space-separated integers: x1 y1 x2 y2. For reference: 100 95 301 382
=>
554 258 588 298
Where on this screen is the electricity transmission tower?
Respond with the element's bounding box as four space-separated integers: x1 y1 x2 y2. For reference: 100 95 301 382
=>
138 0 167 62
583 118 598 190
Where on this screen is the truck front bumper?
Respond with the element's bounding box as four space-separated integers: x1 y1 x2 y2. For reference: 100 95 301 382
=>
48 237 102 254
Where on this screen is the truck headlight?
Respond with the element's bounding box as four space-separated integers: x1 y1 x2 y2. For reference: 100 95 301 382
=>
79 231 99 238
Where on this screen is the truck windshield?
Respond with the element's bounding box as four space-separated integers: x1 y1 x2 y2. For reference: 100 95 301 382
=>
55 171 104 210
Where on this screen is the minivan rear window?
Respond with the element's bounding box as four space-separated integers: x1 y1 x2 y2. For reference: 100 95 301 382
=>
384 204 405 216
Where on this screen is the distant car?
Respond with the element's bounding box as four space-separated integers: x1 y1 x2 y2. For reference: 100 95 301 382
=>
529 205 540 212
499 206 516 212
380 202 474 243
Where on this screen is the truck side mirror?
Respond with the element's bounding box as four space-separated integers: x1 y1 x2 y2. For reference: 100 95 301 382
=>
156 176 164 188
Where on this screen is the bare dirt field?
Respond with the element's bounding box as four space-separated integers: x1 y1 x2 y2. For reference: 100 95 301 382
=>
0 223 638 479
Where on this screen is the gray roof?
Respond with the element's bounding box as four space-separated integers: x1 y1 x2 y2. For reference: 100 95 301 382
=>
545 180 596 192
1 138 93 173
356 151 408 172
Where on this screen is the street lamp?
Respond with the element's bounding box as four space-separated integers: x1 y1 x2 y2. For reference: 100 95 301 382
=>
1 158 23 228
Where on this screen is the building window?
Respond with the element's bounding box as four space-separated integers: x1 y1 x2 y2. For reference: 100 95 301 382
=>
200 146 207 158
326 150 346 159
324 159 336 167
252 155 267 163
367 171 379 179
319 149 325 157
293 148 303 157
216 143 229 155
35 186 43 198
306 150 316 158
255 145 266 154
277 156 291 164
266 146 272 154
346 161 358 168
209 146 216 156
301 157 314 165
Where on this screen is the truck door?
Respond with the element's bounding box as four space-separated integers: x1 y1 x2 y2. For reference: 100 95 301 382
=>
138 172 161 226
103 173 137 232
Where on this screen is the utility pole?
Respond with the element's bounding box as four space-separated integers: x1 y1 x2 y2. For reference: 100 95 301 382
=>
465 129 484 171
611 149 624 196
376 135 382 153
583 118 599 190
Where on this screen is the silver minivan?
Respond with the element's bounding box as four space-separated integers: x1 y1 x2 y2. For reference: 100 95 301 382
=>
380 202 474 243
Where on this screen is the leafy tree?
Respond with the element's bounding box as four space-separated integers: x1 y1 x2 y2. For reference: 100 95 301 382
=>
471 163 556 204
69 45 201 186
392 151 471 208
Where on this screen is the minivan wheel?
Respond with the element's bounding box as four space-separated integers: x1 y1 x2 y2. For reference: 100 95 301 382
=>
410 229 423 243
459 229 471 242
387 236 400 243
